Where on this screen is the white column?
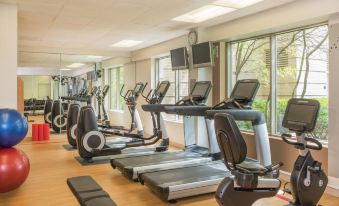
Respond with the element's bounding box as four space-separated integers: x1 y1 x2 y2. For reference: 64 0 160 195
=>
0 3 17 109
328 15 339 178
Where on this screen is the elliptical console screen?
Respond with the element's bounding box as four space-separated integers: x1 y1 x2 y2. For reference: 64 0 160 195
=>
156 82 169 96
282 99 320 132
133 83 144 94
191 82 211 98
231 81 259 100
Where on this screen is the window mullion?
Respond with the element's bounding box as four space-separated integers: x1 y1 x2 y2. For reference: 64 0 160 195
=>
227 42 232 97
270 35 277 134
175 70 180 121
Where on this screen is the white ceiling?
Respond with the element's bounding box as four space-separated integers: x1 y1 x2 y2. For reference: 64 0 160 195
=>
0 0 295 75
0 0 295 58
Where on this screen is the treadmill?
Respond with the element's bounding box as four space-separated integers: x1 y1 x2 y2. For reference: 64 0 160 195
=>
110 81 215 180
138 79 274 202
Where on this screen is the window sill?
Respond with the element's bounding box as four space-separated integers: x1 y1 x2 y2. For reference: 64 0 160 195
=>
163 119 183 124
109 109 124 114
240 130 329 149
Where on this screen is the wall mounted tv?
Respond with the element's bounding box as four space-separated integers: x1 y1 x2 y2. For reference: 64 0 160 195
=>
170 47 189 70
87 70 97 80
192 41 213 68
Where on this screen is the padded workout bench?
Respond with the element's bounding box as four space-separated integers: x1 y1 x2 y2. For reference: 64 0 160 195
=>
67 176 117 206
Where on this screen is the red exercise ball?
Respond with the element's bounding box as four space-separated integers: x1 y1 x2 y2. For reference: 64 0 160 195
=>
0 148 30 193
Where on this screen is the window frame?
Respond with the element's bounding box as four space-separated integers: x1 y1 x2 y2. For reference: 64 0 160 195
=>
227 23 329 143
109 67 124 112
155 55 189 122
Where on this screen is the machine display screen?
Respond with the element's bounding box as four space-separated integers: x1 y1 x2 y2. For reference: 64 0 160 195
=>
232 82 257 100
170 47 188 70
285 104 317 124
192 42 211 66
191 83 210 97
156 82 169 95
133 84 143 94
282 99 320 132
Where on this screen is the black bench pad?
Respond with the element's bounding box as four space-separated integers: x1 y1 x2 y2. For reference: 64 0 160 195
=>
67 176 117 206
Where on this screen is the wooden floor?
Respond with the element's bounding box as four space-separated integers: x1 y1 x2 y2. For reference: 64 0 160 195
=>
0 116 338 206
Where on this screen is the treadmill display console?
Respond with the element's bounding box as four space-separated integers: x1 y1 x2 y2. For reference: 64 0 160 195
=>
190 81 212 98
282 98 319 132
230 79 259 102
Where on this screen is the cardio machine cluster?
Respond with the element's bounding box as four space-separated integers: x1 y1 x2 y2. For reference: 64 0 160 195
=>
53 79 327 206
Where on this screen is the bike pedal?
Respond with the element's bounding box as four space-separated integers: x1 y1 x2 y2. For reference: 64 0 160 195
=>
283 188 292 195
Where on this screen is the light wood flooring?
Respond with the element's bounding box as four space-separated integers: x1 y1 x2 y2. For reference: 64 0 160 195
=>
0 115 338 206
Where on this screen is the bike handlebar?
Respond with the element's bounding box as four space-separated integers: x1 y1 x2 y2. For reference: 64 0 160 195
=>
281 133 322 150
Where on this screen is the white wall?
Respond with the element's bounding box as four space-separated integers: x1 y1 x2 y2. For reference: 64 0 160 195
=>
0 3 17 109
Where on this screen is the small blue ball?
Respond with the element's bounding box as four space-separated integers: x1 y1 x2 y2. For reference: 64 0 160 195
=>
0 109 28 147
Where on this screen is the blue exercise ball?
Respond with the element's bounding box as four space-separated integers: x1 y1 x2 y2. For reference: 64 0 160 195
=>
0 109 28 147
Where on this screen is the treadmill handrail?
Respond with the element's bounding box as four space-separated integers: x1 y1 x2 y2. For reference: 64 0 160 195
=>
205 109 266 125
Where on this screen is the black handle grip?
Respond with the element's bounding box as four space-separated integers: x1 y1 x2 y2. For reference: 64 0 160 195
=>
119 84 125 98
281 134 305 147
305 137 323 150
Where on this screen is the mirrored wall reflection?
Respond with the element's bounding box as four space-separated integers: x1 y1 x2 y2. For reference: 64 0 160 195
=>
18 51 109 134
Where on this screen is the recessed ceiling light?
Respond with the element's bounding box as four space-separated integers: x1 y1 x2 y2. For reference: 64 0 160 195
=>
213 0 264 8
172 5 235 23
87 55 103 59
112 40 143 48
60 68 72 71
67 63 85 68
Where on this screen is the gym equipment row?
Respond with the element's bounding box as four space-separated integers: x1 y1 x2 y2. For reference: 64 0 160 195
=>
64 78 327 206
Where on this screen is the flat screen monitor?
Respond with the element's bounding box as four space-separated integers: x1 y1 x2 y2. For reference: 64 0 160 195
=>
87 71 96 80
170 47 189 70
282 99 320 132
192 42 213 68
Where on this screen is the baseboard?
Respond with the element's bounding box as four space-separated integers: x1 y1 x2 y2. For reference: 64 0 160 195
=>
280 170 339 197
169 142 184 149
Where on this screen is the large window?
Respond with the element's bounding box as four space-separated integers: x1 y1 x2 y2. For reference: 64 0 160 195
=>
155 56 189 121
229 24 329 141
109 67 124 111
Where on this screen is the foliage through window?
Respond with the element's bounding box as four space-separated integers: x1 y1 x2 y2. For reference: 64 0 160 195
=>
229 24 329 141
155 56 189 121
109 67 124 111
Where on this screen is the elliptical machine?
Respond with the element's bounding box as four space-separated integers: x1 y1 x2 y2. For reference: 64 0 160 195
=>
98 82 146 136
65 86 98 148
281 98 328 206
76 81 170 162
96 85 110 123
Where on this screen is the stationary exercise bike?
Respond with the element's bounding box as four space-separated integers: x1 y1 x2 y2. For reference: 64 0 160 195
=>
281 98 328 206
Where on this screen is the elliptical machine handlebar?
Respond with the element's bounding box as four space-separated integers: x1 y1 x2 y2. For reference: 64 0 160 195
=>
119 84 127 99
141 83 153 104
281 133 322 150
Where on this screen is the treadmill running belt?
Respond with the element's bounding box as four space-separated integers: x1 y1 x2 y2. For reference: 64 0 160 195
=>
112 151 206 169
140 162 230 201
